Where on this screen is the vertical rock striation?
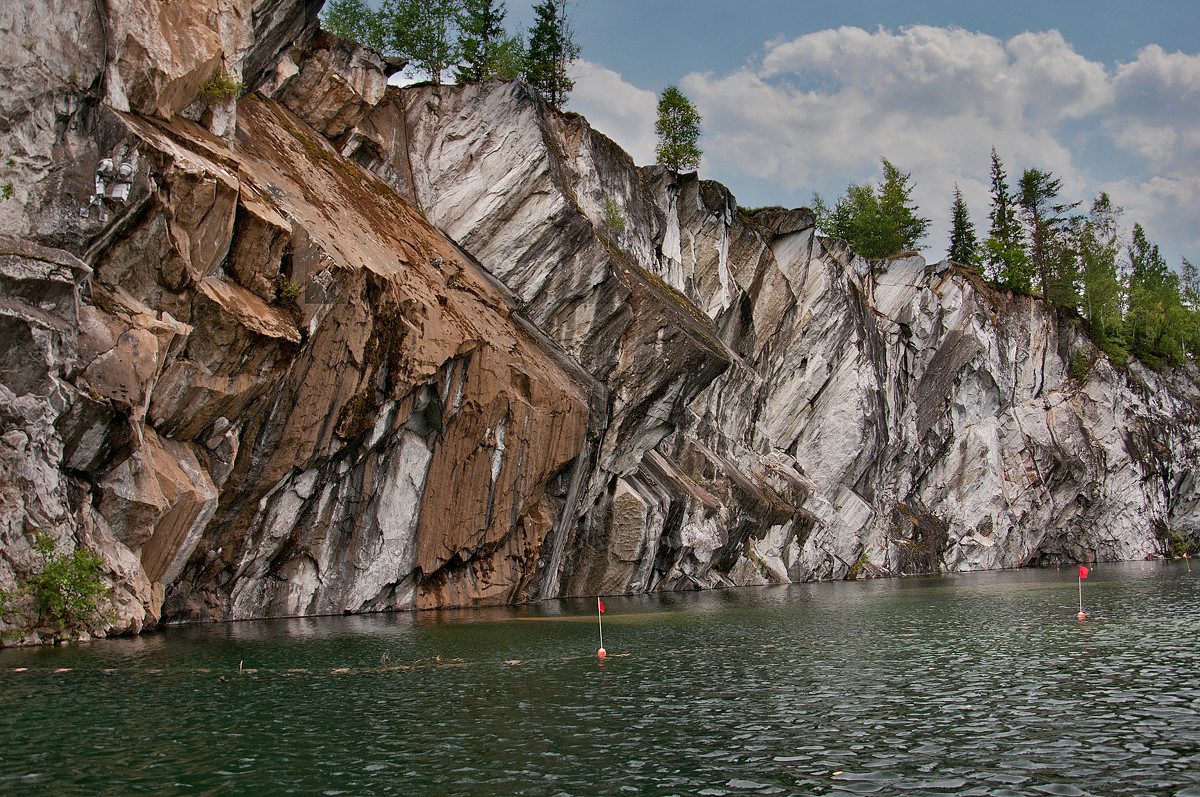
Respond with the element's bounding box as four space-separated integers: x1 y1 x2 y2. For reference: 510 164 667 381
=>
384 79 1200 592
1 2 1197 644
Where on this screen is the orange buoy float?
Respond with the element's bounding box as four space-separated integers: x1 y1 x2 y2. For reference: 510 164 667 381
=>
597 647 606 659
1077 611 1086 620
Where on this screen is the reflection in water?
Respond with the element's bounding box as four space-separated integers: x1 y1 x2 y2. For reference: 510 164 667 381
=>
2 562 1199 795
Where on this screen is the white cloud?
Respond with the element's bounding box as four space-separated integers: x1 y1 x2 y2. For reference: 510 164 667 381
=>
573 25 1200 265
677 26 1094 254
1108 45 1200 172
568 59 658 165
1099 174 1200 260
1005 31 1113 121
1113 121 1179 167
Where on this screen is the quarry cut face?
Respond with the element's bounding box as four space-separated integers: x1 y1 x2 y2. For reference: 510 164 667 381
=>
1 0 1197 645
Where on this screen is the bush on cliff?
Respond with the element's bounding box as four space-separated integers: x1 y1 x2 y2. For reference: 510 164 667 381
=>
28 532 113 639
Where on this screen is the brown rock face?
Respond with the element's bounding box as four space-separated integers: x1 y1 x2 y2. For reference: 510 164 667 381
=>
133 94 592 622
0 0 596 639
7 1 1197 647
393 81 734 599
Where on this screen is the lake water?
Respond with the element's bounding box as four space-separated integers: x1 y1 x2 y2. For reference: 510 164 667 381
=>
2 562 1199 796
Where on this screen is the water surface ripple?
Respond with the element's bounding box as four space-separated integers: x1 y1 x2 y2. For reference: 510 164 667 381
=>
2 563 1199 795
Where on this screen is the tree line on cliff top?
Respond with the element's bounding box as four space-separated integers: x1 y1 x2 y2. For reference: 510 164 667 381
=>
811 151 1200 372
325 5 1190 374
321 0 706 173
322 0 577 105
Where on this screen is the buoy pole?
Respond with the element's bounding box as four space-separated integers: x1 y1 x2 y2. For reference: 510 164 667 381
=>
597 597 606 659
1077 564 1088 620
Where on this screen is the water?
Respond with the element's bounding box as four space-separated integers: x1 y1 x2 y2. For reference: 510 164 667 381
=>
2 562 1199 796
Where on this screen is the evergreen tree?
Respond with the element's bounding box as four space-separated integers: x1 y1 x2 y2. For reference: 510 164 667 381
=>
983 147 1032 292
456 0 507 83
947 184 978 265
1018 167 1079 307
1077 193 1126 359
525 0 578 106
1123 223 1188 366
811 158 929 259
876 159 930 254
654 85 703 173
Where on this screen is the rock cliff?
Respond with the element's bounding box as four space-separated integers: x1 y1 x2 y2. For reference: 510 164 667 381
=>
1 1 1197 643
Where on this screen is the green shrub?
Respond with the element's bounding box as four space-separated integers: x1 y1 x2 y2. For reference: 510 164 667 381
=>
28 531 112 637
277 277 302 304
0 585 20 618
198 69 244 104
1168 529 1197 558
601 195 625 236
1068 353 1093 382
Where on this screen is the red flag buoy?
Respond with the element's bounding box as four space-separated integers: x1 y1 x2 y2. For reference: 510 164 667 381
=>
1077 565 1089 619
596 597 606 657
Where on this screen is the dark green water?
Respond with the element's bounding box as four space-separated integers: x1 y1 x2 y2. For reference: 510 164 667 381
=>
2 562 1199 796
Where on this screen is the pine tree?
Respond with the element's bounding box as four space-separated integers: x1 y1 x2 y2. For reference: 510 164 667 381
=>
455 0 507 83
525 0 577 106
983 147 1032 292
654 85 702 173
948 185 977 265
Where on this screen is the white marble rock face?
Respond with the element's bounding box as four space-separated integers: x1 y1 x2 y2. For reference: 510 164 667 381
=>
1 0 1196 644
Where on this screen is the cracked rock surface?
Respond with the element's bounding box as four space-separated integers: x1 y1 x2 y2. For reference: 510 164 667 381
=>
1 2 1198 644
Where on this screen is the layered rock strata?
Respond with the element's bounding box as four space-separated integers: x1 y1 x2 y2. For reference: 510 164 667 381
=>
1 1 1197 644
385 79 1200 591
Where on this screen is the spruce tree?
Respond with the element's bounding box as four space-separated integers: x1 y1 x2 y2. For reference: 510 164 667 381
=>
811 158 928 259
525 0 577 106
1124 223 1186 366
983 147 1032 292
1018 167 1079 307
655 85 703 173
456 0 507 83
876 159 930 255
948 185 977 265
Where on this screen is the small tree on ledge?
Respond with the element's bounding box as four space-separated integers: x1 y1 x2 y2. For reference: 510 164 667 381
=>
655 85 702 173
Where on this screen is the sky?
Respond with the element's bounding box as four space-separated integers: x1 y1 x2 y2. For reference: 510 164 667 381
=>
496 0 1200 268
